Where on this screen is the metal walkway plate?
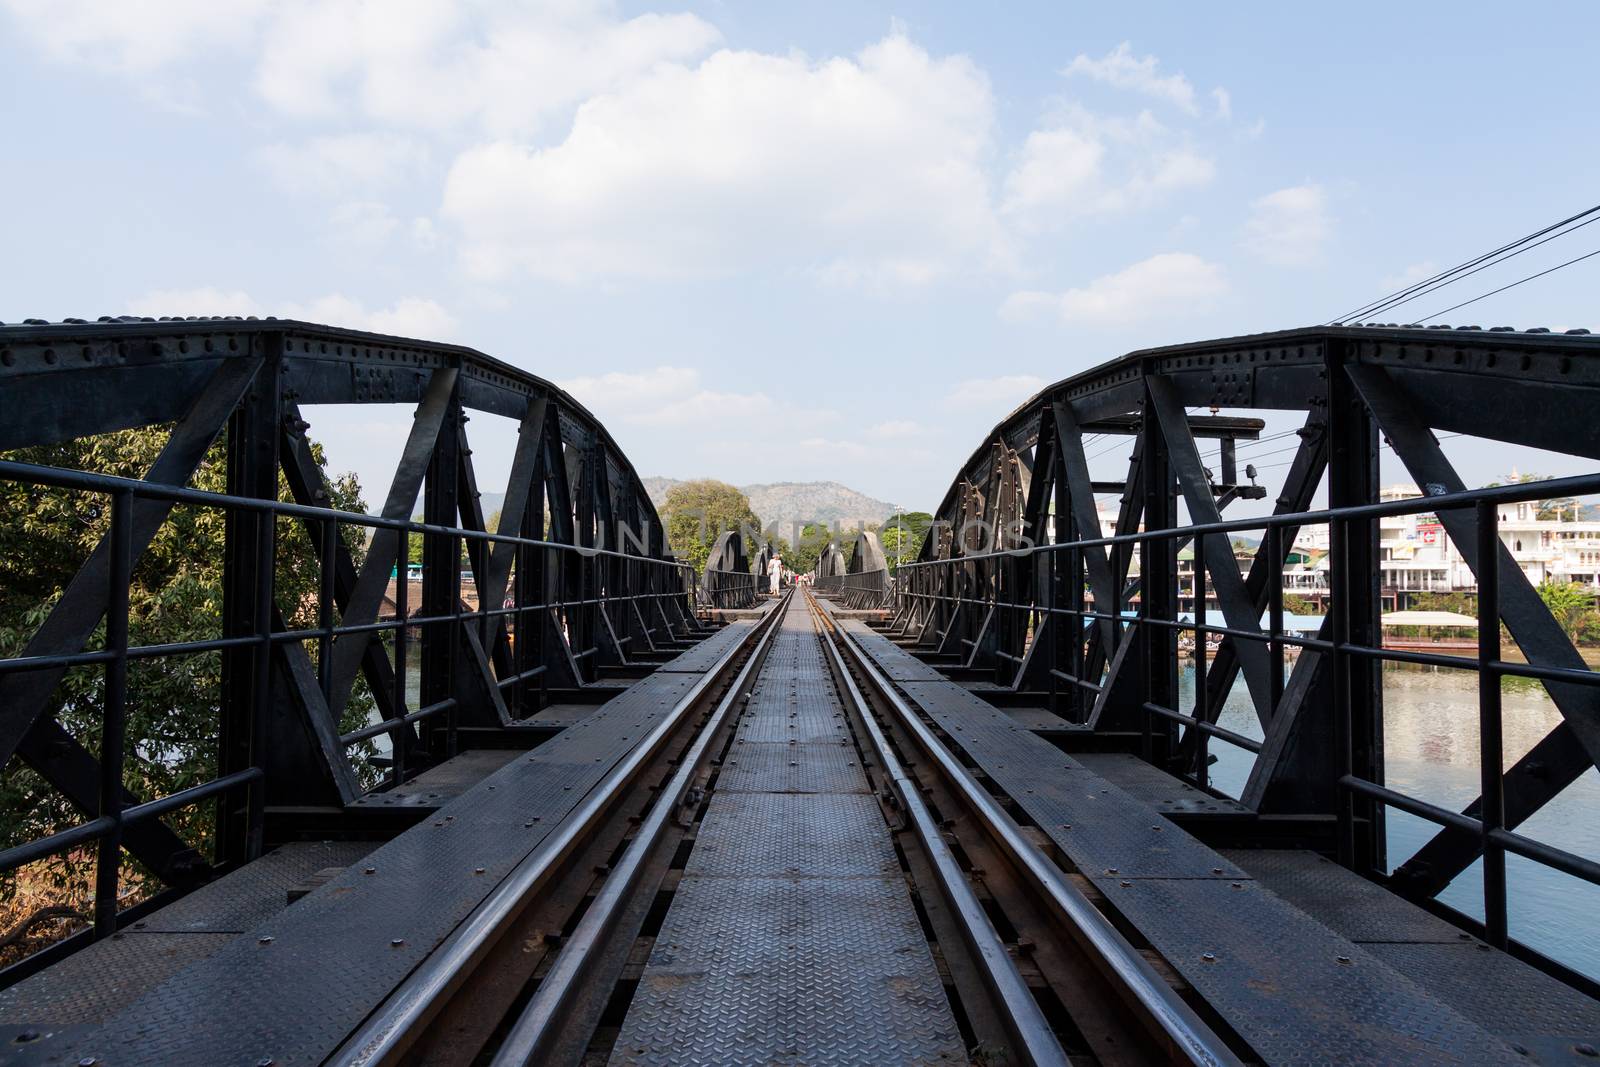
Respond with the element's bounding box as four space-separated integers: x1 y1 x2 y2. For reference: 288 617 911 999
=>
849 630 1530 1065
656 621 757 672
2 668 730 1066
614 607 963 1066
1073 751 1252 817
0 841 374 1029
1229 850 1600 1055
349 748 522 808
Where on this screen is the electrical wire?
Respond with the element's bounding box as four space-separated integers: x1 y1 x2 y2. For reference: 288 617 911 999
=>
1328 202 1600 325
1348 215 1600 323
1417 247 1600 322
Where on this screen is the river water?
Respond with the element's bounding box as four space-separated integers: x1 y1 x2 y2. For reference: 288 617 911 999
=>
1202 662 1600 982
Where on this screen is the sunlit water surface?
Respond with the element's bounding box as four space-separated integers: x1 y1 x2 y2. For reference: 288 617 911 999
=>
1201 662 1600 981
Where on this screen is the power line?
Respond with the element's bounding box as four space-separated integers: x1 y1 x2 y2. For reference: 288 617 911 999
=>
1418 247 1600 322
1344 214 1600 323
1328 202 1600 325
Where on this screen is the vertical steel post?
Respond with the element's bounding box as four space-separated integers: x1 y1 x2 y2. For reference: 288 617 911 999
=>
218 337 279 867
1477 499 1508 948
1267 523 1285 713
1327 341 1384 872
1329 515 1354 867
1193 545 1209 790
1140 394 1176 762
94 489 132 938
392 527 409 787
318 516 336 708
421 396 462 755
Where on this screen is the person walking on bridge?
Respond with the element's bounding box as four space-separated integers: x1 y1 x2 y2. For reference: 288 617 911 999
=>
766 552 783 596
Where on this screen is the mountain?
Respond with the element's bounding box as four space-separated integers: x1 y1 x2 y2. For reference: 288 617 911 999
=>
643 478 898 536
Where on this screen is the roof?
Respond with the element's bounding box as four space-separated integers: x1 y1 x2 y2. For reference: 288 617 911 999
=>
1381 610 1478 627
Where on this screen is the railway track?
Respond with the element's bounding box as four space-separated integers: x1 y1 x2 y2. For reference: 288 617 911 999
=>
326 592 1242 1066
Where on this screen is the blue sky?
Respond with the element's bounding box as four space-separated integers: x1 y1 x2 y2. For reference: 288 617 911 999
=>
3 1 1597 514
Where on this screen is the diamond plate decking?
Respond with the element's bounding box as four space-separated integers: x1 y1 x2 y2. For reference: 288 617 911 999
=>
612 605 964 1066
0 657 735 1066
845 621 1539 1065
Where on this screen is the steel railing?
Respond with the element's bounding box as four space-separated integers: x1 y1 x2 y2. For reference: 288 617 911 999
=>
891 471 1600 955
0 456 696 946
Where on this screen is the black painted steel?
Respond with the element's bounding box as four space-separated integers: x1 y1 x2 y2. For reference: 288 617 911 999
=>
0 317 695 976
891 323 1600 993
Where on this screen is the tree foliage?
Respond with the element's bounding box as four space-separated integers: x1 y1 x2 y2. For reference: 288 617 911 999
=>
879 511 933 572
0 426 370 922
1536 578 1595 641
659 479 761 574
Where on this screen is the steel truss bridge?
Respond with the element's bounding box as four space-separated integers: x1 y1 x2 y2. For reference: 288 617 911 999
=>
1 317 1599 1065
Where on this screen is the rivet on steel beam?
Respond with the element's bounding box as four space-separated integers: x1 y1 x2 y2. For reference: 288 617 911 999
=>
1336 955 1352 965
364 866 376 875
1200 952 1217 963
391 939 406 947
258 936 274 945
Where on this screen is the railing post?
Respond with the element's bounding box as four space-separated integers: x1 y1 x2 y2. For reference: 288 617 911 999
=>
1193 546 1209 790
422 394 463 754
1477 499 1508 948
218 334 281 868
94 489 132 938
1140 388 1176 762
1327 343 1384 872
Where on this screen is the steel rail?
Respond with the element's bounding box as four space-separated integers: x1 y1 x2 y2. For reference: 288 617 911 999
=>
824 603 1243 1067
330 606 781 1066
807 594 1069 1067
489 592 792 1065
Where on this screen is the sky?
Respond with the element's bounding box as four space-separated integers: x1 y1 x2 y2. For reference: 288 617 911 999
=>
3 1 1598 516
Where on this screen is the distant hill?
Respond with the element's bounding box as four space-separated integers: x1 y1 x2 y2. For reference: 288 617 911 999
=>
643 477 897 536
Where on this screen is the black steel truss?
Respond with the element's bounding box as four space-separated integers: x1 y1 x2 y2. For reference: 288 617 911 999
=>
889 322 1600 969
0 317 697 966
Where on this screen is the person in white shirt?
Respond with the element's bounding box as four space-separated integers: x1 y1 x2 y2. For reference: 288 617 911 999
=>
766 553 783 595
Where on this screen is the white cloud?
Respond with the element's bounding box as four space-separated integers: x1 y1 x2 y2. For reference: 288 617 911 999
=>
326 201 402 246
257 133 432 196
1064 42 1201 115
1211 87 1232 120
124 288 457 340
283 295 458 340
866 419 923 439
1000 105 1214 227
3 1 721 137
126 287 263 318
442 33 1005 284
1001 252 1226 326
1381 260 1439 292
1243 184 1330 266
0 0 270 73
941 375 1048 412
559 366 840 431
254 0 721 137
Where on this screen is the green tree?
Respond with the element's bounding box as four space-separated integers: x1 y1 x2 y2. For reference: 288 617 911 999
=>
879 511 932 572
783 523 830 576
0 426 370 947
659 479 761 574
1537 578 1594 640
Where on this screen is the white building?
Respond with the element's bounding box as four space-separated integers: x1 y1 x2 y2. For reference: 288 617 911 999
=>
1282 476 1600 608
